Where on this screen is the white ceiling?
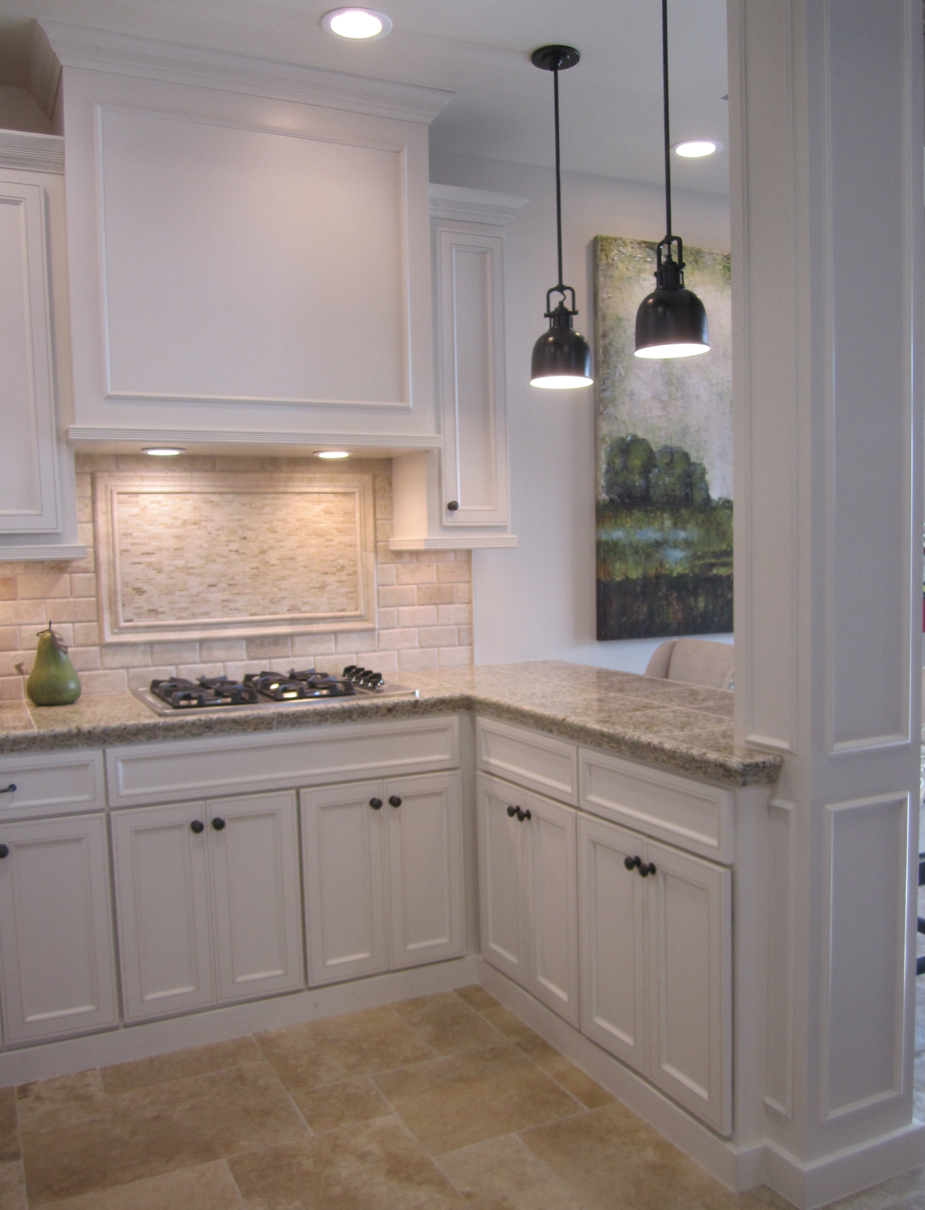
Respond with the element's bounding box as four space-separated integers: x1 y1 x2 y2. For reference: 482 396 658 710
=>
0 0 731 195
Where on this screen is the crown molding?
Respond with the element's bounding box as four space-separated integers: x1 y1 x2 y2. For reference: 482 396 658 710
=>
39 22 454 125
429 184 529 226
0 130 64 174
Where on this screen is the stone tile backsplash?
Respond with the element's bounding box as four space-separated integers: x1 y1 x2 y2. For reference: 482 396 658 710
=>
0 454 473 701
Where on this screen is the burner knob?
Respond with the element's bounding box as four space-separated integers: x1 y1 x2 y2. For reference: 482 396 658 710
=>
190 820 204 834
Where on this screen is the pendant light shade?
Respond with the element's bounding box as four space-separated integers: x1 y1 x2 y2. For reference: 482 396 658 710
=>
531 290 593 388
635 237 709 359
530 45 593 390
634 0 709 360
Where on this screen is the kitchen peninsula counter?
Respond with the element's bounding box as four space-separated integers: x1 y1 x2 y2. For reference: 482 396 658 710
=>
0 661 781 788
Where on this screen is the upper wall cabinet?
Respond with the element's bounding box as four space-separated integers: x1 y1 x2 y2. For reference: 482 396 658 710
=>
0 130 84 561
41 23 452 454
391 185 526 550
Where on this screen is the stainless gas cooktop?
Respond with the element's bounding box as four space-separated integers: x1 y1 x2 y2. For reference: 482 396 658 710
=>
133 666 419 716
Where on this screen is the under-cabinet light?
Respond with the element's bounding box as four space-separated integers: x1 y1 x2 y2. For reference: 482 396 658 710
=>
315 450 351 460
142 447 185 456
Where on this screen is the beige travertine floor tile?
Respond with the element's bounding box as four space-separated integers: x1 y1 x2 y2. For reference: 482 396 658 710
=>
289 1076 392 1133
515 1035 615 1110
0 1086 18 1164
37 1160 243 1210
0 1160 26 1210
373 1044 582 1155
455 985 501 1013
520 1101 789 1210
480 1006 539 1043
256 1005 434 1091
100 1036 263 1094
394 992 503 1054
16 1070 104 1119
437 1134 586 1209
824 1166 925 1210
20 1061 306 1207
228 1115 466 1209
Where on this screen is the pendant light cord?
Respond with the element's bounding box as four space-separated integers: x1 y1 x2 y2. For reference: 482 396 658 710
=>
553 62 564 290
661 0 672 245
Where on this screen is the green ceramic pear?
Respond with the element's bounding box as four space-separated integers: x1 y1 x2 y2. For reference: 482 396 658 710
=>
26 623 81 706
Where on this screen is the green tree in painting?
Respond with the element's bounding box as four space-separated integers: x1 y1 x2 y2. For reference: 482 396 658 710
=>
596 434 732 638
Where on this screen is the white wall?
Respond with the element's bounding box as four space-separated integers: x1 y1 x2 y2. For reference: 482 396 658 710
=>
429 150 732 671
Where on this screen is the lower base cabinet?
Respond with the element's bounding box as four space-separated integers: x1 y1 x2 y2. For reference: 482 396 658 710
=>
477 772 579 1027
578 812 732 1135
0 813 118 1043
111 790 303 1021
301 771 464 986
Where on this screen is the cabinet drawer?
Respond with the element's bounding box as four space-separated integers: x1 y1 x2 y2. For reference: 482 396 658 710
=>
579 749 733 863
0 750 105 820
107 716 459 807
476 717 578 805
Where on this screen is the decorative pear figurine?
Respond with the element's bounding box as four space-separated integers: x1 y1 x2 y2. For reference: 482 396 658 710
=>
25 623 81 706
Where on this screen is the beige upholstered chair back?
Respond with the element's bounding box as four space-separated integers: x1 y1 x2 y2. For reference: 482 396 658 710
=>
644 638 735 691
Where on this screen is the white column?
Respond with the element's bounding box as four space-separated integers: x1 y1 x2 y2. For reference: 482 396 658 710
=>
730 2 925 1206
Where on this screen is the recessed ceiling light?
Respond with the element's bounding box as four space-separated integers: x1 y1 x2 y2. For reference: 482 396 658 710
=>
315 450 351 459
673 140 722 158
142 447 185 456
321 8 392 40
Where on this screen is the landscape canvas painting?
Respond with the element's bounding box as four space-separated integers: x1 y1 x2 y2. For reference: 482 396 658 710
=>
594 236 733 640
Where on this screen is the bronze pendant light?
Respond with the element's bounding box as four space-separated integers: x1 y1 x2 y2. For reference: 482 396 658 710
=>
530 44 593 389
634 0 710 359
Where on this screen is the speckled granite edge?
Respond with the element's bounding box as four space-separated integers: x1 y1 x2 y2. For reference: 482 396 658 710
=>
0 680 782 789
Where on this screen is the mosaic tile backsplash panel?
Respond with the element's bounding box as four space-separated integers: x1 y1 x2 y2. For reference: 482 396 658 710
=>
0 454 473 701
95 472 376 639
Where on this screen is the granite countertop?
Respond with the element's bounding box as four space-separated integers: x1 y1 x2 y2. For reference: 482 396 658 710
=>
0 661 782 789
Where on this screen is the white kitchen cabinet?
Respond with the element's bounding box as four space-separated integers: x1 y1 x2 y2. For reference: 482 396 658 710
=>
45 24 450 453
391 185 526 550
578 812 732 1135
477 772 579 1027
111 801 214 1020
0 131 83 560
112 790 303 1021
301 771 464 986
0 813 117 1043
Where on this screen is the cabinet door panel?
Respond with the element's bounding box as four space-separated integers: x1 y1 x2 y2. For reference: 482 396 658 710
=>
523 790 579 1026
437 229 509 527
646 839 732 1135
477 773 527 985
300 781 387 986
208 791 303 1001
578 814 647 1069
0 814 117 1042
0 179 59 532
385 772 464 969
111 803 214 1020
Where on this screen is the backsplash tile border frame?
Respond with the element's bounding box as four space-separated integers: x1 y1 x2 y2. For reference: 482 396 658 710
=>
94 470 377 643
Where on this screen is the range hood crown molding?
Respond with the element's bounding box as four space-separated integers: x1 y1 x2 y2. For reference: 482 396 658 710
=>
39 20 455 125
